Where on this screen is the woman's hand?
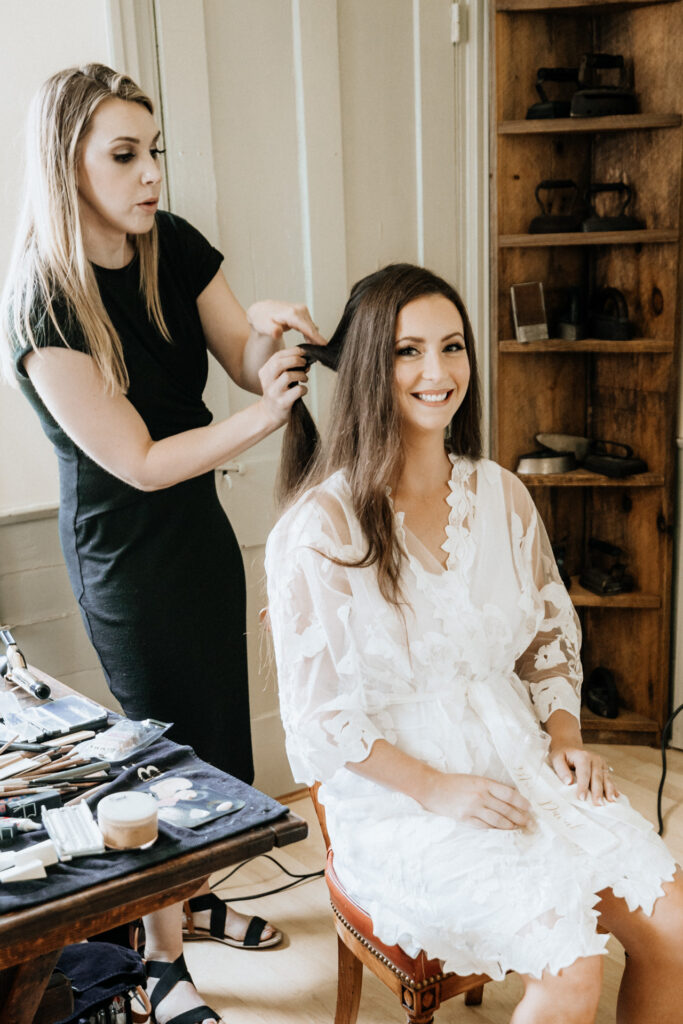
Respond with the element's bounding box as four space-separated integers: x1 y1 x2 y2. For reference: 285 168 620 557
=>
246 300 326 347
257 346 309 429
549 741 620 805
420 772 532 830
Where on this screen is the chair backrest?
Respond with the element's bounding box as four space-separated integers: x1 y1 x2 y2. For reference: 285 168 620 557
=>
308 782 331 851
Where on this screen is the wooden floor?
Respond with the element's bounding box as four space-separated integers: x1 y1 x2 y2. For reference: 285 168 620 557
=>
184 743 683 1023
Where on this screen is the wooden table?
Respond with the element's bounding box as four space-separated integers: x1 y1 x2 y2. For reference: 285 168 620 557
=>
0 669 307 1023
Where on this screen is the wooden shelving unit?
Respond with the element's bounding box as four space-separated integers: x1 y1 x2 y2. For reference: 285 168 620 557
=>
580 707 659 744
497 1 676 11
516 471 664 487
568 576 660 607
499 112 681 133
499 229 678 247
490 0 683 745
499 338 673 352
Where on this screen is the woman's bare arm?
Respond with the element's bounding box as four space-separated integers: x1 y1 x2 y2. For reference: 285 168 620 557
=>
349 739 531 830
197 271 325 394
23 344 307 491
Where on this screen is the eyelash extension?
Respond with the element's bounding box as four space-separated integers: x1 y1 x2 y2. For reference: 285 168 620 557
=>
151 148 166 158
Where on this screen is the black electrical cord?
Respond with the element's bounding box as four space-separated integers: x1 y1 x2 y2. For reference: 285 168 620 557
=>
209 853 324 902
656 702 683 836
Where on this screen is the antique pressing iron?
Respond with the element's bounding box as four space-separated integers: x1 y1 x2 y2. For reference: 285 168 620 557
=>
579 537 635 596
582 440 647 478
588 287 635 340
534 434 647 477
528 179 583 233
582 182 644 232
570 53 637 117
585 667 619 718
526 67 580 119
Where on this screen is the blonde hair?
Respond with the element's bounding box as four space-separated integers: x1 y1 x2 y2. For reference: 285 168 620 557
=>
0 63 169 391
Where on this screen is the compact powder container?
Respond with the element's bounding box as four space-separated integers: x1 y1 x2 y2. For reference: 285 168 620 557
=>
97 791 158 850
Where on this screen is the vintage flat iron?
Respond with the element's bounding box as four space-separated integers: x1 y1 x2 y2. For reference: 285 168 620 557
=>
579 538 635 596
529 179 583 233
585 667 619 718
582 440 647 478
582 182 644 232
526 67 579 119
570 53 637 117
552 542 572 590
534 434 647 477
588 287 635 340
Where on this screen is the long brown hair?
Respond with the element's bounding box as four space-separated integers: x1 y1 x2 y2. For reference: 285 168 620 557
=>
0 63 169 391
278 263 482 606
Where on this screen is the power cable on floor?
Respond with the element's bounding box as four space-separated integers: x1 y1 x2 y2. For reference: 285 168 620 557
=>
657 703 683 836
209 853 324 902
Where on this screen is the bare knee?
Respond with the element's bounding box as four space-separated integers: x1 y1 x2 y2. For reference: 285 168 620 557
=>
517 956 602 1024
605 872 683 965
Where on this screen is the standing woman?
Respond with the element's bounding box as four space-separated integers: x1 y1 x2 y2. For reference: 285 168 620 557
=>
0 64 323 1024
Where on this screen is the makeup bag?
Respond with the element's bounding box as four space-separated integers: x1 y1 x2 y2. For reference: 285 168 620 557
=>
54 942 150 1024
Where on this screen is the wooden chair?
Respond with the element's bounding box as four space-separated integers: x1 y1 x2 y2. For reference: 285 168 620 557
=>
309 783 491 1024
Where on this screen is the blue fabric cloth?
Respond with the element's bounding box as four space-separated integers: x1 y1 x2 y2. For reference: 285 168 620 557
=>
0 737 287 914
54 942 146 1024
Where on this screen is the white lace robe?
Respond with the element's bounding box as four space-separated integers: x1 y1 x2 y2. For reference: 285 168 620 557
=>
265 457 675 979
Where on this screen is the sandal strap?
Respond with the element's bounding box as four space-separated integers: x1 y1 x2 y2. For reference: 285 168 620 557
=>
147 954 192 1013
187 892 227 941
160 1006 218 1024
244 915 268 948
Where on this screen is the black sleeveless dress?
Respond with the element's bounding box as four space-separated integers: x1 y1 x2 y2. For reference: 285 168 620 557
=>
14 212 253 781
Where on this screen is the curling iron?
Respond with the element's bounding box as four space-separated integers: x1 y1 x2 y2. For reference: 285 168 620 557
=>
0 628 51 701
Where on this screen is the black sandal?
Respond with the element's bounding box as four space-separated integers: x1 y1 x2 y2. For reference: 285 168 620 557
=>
183 892 282 949
146 953 220 1024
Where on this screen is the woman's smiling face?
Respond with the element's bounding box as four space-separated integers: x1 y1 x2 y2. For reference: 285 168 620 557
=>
393 293 470 439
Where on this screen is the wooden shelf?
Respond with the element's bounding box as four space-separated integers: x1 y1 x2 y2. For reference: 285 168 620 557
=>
493 0 681 746
580 707 660 743
497 1 677 11
499 113 681 135
499 338 673 353
517 469 664 486
500 229 678 247
569 576 661 607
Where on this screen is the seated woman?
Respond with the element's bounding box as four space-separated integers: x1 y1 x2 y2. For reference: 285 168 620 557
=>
264 264 683 1023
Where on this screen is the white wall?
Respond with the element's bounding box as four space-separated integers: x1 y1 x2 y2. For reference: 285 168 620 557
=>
0 0 121 709
0 0 115 515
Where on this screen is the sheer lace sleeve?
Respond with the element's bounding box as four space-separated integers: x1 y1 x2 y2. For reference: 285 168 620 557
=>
265 488 385 785
505 473 583 725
